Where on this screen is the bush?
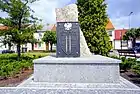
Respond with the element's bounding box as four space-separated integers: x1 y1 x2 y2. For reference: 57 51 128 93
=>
109 55 120 59
132 61 140 75
109 56 137 71
0 53 47 79
109 55 140 74
120 57 136 71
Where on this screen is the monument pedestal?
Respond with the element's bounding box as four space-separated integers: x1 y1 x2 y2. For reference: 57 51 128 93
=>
0 55 139 94
33 55 120 83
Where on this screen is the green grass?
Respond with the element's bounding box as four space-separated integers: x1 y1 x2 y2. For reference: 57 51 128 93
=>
109 55 140 74
0 52 48 79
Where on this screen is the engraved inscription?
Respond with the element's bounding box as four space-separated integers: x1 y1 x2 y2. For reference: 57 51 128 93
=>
57 22 80 57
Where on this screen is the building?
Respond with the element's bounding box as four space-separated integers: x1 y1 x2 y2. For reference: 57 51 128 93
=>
26 24 56 52
1 20 132 52
106 19 115 49
0 24 56 52
0 25 10 51
114 29 132 49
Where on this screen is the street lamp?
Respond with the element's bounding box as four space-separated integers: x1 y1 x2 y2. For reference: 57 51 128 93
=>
120 30 122 52
128 12 133 29
128 12 133 49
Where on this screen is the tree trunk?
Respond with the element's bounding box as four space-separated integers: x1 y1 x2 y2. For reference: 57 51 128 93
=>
8 43 11 50
50 43 53 52
132 38 136 48
31 43 34 51
17 43 21 59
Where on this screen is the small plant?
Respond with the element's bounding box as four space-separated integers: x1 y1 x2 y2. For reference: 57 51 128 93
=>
120 57 136 72
132 65 140 75
0 53 47 79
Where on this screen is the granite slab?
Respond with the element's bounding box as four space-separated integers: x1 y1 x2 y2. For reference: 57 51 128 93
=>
0 76 139 94
33 55 121 64
33 55 121 83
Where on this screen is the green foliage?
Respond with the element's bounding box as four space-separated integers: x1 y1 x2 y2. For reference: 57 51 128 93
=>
109 56 137 71
120 57 136 71
0 53 48 79
110 55 140 74
132 64 140 75
77 0 112 56
123 28 140 47
42 31 56 51
109 55 120 59
0 0 42 58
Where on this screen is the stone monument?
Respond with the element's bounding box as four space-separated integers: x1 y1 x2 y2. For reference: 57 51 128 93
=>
56 22 80 57
56 4 92 57
0 4 140 94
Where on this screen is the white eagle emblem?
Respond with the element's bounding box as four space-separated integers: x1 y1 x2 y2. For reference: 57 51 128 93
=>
64 23 72 30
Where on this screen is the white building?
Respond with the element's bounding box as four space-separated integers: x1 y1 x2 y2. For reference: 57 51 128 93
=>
0 20 134 52
113 29 132 49
0 24 56 52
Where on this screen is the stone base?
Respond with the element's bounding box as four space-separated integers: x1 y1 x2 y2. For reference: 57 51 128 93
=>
33 55 121 83
0 76 140 94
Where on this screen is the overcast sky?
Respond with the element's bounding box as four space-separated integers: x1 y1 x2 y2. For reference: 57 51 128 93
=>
0 0 139 29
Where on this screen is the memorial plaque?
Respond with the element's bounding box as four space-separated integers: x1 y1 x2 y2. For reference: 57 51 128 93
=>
57 22 80 57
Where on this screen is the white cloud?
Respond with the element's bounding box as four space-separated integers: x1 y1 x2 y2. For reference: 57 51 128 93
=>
111 12 140 29
1 0 140 29
107 0 140 29
30 0 71 24
111 16 129 29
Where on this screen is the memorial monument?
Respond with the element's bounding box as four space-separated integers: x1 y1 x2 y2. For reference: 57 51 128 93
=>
55 4 92 57
0 4 140 94
56 22 80 57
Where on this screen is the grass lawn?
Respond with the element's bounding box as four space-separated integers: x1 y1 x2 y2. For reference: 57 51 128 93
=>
0 52 48 86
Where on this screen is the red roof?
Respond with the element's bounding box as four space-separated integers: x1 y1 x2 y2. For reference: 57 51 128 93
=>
106 19 115 30
0 25 8 30
115 29 127 40
51 25 56 31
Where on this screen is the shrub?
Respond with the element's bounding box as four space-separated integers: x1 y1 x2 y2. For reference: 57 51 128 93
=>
120 57 136 71
109 55 137 71
0 53 47 79
132 61 140 75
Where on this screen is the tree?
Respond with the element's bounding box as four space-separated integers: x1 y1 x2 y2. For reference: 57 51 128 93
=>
42 31 56 51
29 38 38 51
1 35 13 50
77 0 112 55
0 0 41 59
123 28 140 48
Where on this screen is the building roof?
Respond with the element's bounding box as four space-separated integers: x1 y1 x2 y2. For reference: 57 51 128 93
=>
115 29 127 40
106 19 115 30
0 24 30 31
51 25 56 31
0 25 8 30
47 19 115 31
0 18 115 32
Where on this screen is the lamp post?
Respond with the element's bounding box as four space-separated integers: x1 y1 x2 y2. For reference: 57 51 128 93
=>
120 31 122 52
128 12 133 49
128 12 133 29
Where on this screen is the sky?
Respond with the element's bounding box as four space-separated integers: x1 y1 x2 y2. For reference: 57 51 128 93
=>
0 0 140 29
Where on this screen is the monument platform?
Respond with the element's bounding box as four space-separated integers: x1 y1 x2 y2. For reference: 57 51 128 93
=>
0 75 139 94
33 55 121 83
0 55 140 94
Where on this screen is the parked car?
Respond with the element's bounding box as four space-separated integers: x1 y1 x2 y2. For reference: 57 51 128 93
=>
132 46 140 53
0 50 3 54
1 50 15 54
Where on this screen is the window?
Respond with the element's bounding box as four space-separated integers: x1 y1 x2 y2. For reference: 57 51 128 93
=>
34 43 37 48
39 33 42 38
121 40 128 47
108 31 112 36
39 42 41 48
